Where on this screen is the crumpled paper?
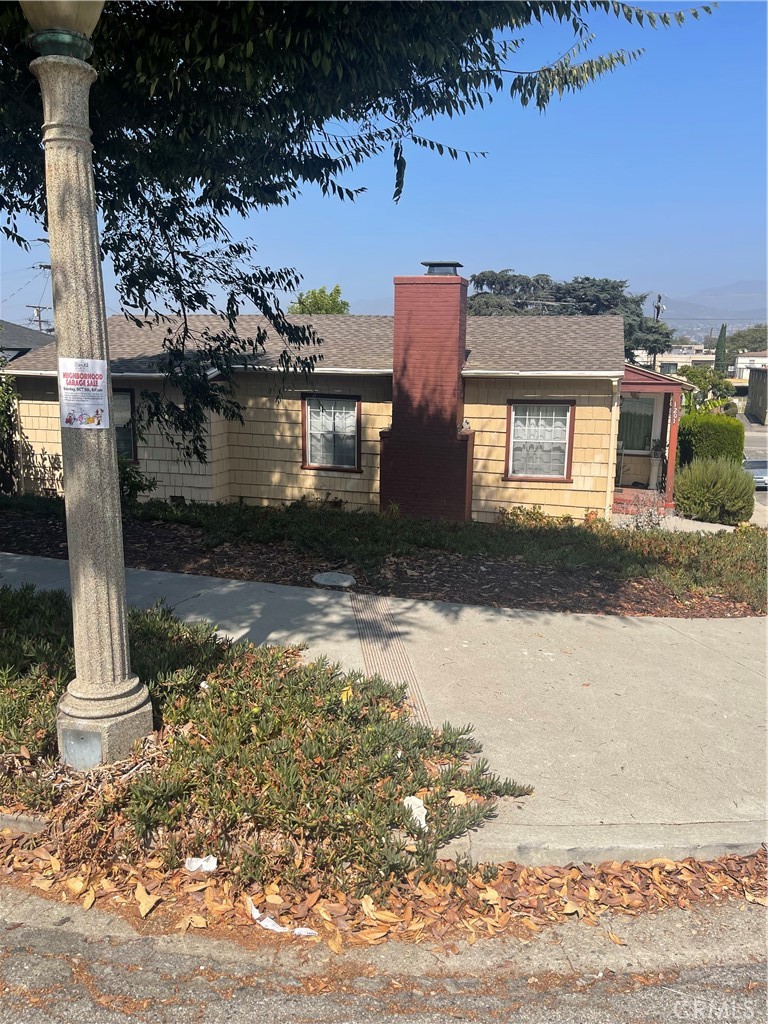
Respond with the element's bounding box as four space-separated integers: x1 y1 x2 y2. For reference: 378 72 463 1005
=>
184 855 218 873
403 795 428 831
245 896 317 937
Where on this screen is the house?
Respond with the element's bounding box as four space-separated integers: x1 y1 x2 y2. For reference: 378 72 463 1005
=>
0 319 55 362
734 351 768 377
6 262 691 520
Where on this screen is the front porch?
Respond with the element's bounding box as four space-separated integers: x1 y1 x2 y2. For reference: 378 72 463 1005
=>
612 365 687 514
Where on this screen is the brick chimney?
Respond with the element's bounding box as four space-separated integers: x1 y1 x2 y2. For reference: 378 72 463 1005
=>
379 261 475 521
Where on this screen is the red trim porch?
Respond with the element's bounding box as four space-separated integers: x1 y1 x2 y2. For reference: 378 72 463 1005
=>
613 364 691 513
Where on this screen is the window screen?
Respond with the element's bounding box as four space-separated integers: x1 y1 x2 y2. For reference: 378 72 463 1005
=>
509 404 570 478
305 396 358 469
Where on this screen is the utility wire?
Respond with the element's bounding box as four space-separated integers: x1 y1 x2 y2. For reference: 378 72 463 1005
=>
2 269 46 304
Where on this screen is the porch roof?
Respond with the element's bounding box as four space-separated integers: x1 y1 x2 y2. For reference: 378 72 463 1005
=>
621 363 695 393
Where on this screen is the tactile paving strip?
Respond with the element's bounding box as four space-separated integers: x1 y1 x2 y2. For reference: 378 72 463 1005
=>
349 592 432 727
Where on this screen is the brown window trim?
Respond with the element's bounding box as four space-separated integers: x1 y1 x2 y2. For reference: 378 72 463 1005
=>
113 387 138 463
301 392 363 474
502 399 576 483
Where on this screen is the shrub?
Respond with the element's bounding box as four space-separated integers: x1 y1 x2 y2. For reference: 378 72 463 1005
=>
722 401 738 417
674 458 755 525
497 504 550 528
678 413 744 466
497 504 575 528
118 456 156 506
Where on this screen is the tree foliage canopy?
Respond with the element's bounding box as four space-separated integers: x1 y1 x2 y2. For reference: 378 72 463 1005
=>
467 269 669 361
0 1 707 459
726 323 768 362
288 285 350 316
676 365 735 405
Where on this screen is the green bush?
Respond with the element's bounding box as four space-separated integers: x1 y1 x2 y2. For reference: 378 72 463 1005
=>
722 401 739 417
118 455 156 506
678 413 744 466
674 458 755 525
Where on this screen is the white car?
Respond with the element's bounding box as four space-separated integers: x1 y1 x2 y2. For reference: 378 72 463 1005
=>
743 458 768 489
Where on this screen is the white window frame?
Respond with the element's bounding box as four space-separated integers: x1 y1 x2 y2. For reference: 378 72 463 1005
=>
302 394 360 472
505 401 574 482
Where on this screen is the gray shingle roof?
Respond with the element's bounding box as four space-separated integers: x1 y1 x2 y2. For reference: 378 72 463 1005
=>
0 319 56 355
7 313 625 377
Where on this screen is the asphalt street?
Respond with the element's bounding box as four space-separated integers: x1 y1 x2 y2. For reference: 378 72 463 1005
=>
0 886 765 1024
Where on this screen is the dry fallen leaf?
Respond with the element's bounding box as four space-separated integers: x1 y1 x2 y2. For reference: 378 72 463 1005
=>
447 789 468 807
361 895 376 919
134 882 162 919
607 931 627 946
81 888 96 911
327 928 343 954
374 909 402 924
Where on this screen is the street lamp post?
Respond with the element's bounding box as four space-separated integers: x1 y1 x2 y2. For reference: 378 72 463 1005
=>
19 1 152 769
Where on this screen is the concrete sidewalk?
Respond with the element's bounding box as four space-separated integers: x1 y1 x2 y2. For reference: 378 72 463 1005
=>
1 551 765 866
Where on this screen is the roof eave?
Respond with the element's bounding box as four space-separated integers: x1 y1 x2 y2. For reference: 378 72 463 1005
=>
5 368 222 380
461 369 623 379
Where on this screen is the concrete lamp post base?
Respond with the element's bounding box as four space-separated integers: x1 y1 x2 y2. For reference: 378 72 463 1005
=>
27 49 153 769
57 680 153 770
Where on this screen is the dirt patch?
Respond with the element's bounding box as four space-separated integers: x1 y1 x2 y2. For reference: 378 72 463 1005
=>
0 510 757 618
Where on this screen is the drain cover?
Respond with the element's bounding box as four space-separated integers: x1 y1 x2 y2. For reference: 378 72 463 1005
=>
312 571 356 588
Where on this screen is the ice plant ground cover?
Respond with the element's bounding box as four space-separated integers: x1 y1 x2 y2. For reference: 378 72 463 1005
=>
0 585 526 886
1 584 765 947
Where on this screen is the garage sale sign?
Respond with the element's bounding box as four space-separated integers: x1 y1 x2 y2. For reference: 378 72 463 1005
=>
58 358 110 429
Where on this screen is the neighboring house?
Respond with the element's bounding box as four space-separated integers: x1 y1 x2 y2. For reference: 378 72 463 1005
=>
734 351 768 377
6 263 690 520
0 319 55 362
746 368 767 425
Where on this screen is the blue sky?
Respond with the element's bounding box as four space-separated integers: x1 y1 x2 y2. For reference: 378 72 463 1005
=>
1 0 766 325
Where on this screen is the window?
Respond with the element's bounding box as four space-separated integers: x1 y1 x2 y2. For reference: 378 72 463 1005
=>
506 402 574 481
112 390 136 461
618 395 655 453
302 395 360 471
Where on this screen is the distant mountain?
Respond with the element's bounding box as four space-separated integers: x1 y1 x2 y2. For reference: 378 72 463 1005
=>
643 283 765 320
689 281 766 313
639 281 766 341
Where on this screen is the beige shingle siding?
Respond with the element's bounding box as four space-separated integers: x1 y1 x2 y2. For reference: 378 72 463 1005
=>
466 378 615 523
226 372 391 511
13 371 617 520
15 377 63 494
14 376 219 504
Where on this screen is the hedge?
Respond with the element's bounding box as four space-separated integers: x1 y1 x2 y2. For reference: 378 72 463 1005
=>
674 457 755 525
678 413 744 466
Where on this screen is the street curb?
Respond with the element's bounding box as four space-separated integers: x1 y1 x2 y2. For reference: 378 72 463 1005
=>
441 820 767 866
0 811 48 835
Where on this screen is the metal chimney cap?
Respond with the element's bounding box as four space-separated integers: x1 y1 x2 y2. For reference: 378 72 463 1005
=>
421 261 463 276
